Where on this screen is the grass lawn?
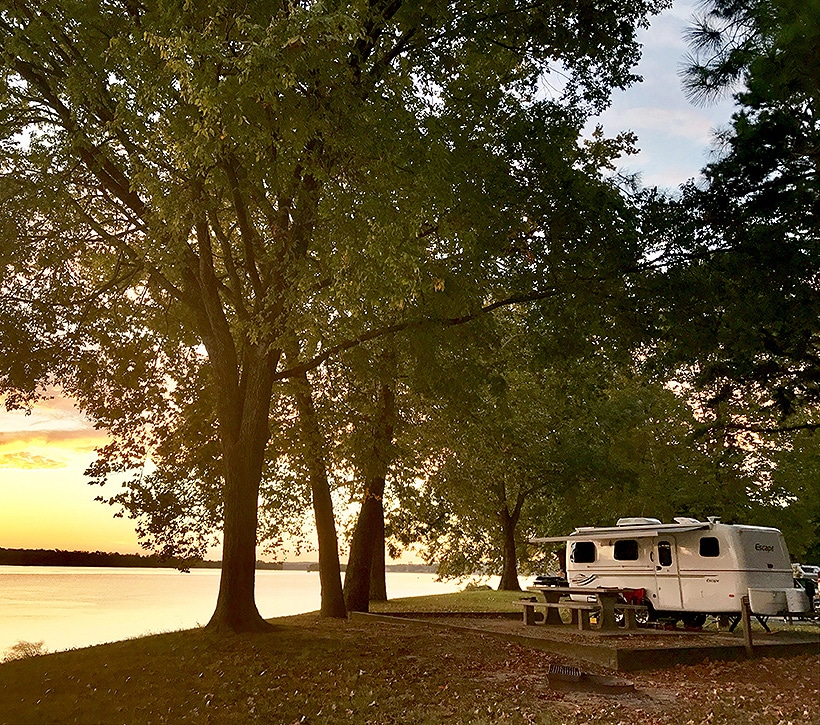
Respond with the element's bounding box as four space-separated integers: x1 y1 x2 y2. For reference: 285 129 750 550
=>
371 588 529 613
1 591 817 725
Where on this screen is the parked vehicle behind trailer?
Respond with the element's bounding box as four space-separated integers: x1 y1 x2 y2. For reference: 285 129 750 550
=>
531 517 811 626
793 563 819 582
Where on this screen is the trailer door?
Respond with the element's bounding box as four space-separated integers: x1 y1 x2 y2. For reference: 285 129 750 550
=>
654 538 683 611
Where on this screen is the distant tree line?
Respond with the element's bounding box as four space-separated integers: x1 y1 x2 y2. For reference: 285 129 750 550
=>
0 547 438 573
0 547 283 570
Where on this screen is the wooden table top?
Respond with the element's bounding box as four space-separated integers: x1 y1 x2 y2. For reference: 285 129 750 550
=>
527 585 628 597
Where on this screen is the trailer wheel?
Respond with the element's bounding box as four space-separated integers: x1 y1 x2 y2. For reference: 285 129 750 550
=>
682 612 707 628
617 599 655 626
638 599 655 625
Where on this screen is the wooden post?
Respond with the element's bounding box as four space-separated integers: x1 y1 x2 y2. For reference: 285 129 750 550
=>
740 595 754 658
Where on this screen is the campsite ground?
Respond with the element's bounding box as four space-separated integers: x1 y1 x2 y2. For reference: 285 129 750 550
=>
1 591 817 724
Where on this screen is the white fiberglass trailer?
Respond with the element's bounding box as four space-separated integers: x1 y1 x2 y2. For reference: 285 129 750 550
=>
531 517 811 625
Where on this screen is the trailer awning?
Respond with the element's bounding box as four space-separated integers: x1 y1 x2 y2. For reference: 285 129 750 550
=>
530 523 710 544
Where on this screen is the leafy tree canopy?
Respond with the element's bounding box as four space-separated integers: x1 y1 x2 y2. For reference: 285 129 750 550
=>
0 0 668 629
646 0 819 431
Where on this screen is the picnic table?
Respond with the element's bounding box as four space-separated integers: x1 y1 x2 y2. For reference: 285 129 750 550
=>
519 585 647 631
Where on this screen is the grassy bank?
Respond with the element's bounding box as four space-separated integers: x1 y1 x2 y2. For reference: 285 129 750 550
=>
1 591 817 724
372 587 529 613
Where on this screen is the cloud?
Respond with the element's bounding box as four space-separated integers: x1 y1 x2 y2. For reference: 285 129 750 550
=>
30 394 86 416
577 0 740 189
0 428 106 446
0 450 65 470
608 106 720 144
0 392 108 469
0 401 90 434
0 429 108 470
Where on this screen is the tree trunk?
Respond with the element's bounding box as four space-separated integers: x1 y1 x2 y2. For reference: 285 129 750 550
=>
497 508 522 591
207 453 272 632
292 371 347 618
206 351 276 633
369 501 387 602
344 483 386 612
344 379 395 612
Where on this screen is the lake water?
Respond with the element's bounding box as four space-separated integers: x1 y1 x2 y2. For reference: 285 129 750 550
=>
0 566 464 656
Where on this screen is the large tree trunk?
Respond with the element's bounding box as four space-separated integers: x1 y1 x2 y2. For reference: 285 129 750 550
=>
344 481 386 612
292 371 347 618
206 350 276 633
497 508 522 591
369 501 387 602
207 452 272 632
344 379 395 612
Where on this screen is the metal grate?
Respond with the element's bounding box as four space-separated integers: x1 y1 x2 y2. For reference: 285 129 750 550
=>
547 664 582 681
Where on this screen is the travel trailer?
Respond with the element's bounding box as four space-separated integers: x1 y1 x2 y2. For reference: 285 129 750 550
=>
531 517 811 625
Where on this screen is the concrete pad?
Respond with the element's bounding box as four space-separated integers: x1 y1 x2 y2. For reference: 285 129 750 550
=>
352 611 820 672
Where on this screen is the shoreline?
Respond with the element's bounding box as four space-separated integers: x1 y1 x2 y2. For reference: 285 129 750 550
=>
0 547 436 572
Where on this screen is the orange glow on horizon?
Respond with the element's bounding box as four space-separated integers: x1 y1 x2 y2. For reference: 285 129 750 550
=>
0 399 403 564
0 400 145 554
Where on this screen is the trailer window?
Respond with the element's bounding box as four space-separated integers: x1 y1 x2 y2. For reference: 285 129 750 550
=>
570 541 596 563
658 541 673 567
614 539 639 561
700 537 720 557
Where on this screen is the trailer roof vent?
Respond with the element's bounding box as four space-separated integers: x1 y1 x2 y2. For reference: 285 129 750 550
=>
673 517 701 525
616 517 662 526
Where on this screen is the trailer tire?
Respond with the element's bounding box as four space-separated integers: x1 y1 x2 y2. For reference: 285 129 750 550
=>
616 599 655 626
639 600 656 625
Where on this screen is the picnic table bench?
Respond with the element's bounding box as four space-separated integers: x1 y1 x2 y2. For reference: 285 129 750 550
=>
518 586 648 631
516 599 599 630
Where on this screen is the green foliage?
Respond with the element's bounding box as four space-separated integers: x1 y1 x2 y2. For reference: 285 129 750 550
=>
767 431 820 561
388 299 731 580
652 0 820 425
638 0 820 561
0 0 670 604
682 0 820 106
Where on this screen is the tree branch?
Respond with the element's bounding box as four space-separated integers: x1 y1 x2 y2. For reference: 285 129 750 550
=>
224 158 264 300
272 287 562 381
66 195 187 304
709 421 820 435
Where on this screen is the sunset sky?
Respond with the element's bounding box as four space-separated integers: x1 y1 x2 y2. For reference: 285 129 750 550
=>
0 1 736 557
0 398 141 553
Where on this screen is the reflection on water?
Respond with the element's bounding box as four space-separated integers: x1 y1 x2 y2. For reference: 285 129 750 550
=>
0 566 462 655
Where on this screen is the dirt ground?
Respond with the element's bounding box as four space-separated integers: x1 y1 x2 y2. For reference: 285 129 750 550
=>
374 613 820 724
437 620 819 724
0 613 817 725
498 651 820 725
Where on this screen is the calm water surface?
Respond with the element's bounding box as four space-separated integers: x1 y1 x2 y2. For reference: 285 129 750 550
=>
0 566 462 655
